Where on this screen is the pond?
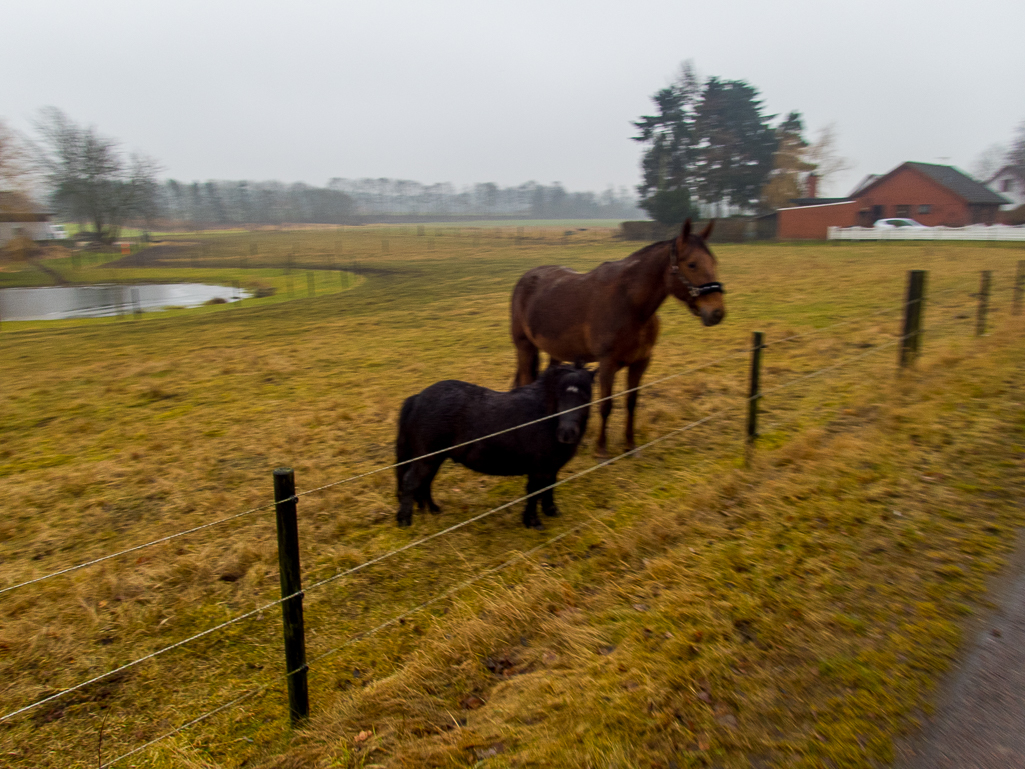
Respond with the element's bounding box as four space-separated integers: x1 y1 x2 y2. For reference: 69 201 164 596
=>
0 283 249 321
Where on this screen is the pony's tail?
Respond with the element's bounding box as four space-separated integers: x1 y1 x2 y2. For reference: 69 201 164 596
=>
395 396 417 489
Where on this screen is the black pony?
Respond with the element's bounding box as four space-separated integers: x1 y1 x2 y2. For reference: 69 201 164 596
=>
395 363 595 529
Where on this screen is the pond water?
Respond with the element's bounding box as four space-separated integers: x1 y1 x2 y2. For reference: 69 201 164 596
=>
0 283 249 321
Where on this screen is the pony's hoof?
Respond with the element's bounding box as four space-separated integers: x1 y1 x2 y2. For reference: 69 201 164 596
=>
396 514 412 527
428 503 441 514
527 521 545 531
544 507 560 517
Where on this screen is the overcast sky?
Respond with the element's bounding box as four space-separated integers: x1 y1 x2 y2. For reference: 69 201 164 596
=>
3 0 1023 198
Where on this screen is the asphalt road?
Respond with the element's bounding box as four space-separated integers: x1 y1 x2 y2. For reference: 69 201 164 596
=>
896 542 1025 768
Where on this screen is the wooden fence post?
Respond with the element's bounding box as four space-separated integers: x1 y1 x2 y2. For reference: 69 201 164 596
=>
1012 261 1024 317
976 270 992 337
899 270 927 367
747 331 764 442
273 468 309 727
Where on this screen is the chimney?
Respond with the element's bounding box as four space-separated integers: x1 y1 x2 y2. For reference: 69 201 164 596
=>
806 173 818 199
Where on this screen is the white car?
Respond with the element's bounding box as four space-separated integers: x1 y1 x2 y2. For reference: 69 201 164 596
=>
48 224 67 239
874 218 927 229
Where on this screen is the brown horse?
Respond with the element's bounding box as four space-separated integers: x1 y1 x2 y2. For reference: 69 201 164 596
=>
510 219 725 456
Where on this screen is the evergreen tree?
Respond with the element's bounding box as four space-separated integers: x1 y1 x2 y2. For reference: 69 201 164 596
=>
632 61 701 223
691 78 776 210
633 66 777 218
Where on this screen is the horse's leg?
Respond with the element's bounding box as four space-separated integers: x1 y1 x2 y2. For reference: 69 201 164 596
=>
522 475 544 529
513 334 540 387
595 361 617 458
625 358 651 450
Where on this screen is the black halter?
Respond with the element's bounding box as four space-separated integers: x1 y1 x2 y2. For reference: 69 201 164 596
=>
669 238 725 299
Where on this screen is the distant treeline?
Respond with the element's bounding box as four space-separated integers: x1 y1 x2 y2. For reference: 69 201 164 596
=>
151 179 641 226
155 180 355 226
327 179 641 220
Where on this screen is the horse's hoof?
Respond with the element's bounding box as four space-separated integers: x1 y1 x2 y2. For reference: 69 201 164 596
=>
544 507 560 517
396 514 412 527
594 447 609 459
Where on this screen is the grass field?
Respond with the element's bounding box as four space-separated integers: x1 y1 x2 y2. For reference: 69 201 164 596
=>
1 227 1023 768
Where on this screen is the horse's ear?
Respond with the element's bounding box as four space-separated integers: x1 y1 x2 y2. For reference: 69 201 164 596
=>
681 218 692 242
700 219 715 241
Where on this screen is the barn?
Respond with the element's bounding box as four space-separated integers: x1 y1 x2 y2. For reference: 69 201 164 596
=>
776 162 1010 240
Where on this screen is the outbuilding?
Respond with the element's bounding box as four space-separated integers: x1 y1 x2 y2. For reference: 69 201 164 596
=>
987 165 1025 211
0 193 56 247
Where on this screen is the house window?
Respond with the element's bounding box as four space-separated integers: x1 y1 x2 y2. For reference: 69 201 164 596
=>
1003 179 1013 192
895 205 911 217
918 204 931 215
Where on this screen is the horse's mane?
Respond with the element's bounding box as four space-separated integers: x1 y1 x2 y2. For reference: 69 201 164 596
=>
627 233 712 262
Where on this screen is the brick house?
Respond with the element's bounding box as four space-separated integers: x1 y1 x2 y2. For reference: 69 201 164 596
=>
777 162 1009 239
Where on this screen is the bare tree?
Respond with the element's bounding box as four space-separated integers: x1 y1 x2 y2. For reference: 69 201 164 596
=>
760 111 816 211
0 119 38 211
805 124 852 196
972 142 1008 181
1008 121 1025 168
33 107 160 242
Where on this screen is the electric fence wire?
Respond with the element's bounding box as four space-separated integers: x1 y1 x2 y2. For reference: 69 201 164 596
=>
1 328 912 726
100 519 602 767
8 322 964 758
96 315 953 765
3 285 970 599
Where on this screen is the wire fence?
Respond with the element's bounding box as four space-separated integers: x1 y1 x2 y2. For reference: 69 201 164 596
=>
1 286 970 599
0 315 929 726
91 312 955 767
1 272 1012 766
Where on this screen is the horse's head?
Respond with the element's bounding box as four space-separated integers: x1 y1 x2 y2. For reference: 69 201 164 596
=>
545 363 595 445
666 219 726 327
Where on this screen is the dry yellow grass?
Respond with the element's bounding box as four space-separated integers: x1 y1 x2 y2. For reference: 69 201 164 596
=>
0 228 1023 768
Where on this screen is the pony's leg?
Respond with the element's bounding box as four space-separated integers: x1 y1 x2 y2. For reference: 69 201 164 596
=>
595 362 617 458
522 475 544 529
539 474 559 517
625 358 651 450
512 330 540 387
397 461 434 526
419 458 443 513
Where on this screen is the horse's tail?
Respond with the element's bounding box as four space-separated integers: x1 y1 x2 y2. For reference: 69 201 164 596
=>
395 395 417 490
510 270 541 388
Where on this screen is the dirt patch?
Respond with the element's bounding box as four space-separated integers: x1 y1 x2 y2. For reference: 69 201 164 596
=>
104 243 192 268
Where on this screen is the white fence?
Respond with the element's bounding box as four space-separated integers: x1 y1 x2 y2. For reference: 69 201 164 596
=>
828 224 1025 242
